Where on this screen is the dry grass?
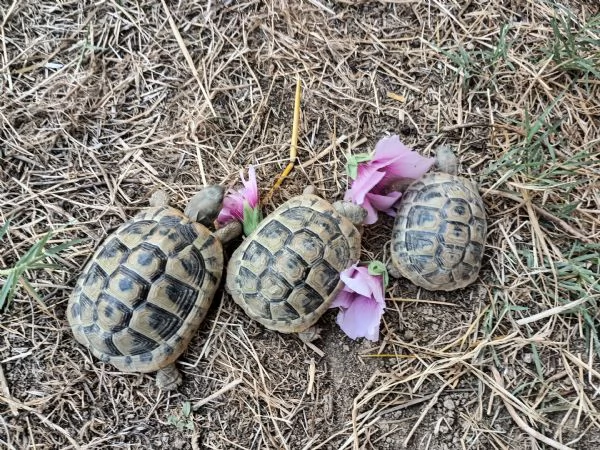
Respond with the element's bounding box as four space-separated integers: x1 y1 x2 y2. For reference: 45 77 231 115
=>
1 0 599 449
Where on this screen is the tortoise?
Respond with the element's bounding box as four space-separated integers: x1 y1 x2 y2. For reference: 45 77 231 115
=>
67 186 241 390
389 145 487 291
225 187 366 341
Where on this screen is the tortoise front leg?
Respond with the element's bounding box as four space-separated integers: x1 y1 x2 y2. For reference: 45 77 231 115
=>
156 363 182 390
214 220 243 244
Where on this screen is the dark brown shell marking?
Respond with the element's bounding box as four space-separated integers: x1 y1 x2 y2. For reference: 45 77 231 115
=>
391 172 486 291
67 206 223 373
226 194 361 333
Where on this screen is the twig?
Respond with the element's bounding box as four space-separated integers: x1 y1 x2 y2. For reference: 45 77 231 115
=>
263 76 302 204
306 358 316 395
299 134 349 168
491 366 574 450
303 340 325 358
160 0 216 117
516 295 597 326
307 0 336 15
192 378 243 410
0 364 17 416
402 384 445 447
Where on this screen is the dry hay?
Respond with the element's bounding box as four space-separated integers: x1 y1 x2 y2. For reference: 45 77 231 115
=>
1 0 599 449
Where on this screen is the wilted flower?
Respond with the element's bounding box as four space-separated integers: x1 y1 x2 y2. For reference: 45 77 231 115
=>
330 261 388 342
217 165 262 235
344 135 435 224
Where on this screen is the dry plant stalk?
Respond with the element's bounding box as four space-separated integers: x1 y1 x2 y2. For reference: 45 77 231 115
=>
263 76 303 204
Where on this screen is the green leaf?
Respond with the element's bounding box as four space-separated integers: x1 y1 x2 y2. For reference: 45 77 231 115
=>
367 260 389 288
45 238 85 255
345 152 373 179
242 203 262 236
182 401 191 417
0 224 80 313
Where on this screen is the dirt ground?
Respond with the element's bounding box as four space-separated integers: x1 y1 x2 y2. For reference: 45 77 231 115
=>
1 0 599 449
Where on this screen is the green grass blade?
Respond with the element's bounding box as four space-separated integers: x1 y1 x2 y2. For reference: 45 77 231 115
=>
0 221 10 241
0 270 17 311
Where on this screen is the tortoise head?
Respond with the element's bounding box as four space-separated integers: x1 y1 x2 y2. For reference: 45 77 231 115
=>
332 200 367 227
184 185 225 227
435 145 459 176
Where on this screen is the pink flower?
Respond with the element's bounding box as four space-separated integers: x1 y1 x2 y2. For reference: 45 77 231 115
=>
217 166 261 234
344 135 435 224
330 263 386 342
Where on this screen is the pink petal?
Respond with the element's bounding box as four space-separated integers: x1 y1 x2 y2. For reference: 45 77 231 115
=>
335 294 384 341
370 135 414 167
379 151 435 182
330 290 353 309
364 276 385 304
340 266 372 298
340 265 385 303
217 210 235 225
366 135 435 182
217 192 245 225
343 164 385 205
218 166 261 227
343 137 433 225
241 165 259 208
365 191 402 218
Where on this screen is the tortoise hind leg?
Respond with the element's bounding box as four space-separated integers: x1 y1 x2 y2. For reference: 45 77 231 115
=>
298 325 321 343
156 363 182 390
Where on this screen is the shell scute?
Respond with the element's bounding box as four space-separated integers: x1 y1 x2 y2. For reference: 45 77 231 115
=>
126 242 166 281
273 248 307 284
440 221 471 247
83 323 123 356
166 246 206 287
242 240 273 272
96 293 131 333
285 284 323 315
128 302 184 344
112 327 160 356
306 260 340 296
96 238 129 275
269 301 301 322
258 220 292 253
243 293 271 319
107 266 150 308
260 272 294 301
145 275 201 319
288 229 325 266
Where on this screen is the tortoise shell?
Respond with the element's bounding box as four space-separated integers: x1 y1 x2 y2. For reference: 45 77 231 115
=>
225 194 361 333
67 205 223 373
391 172 486 291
